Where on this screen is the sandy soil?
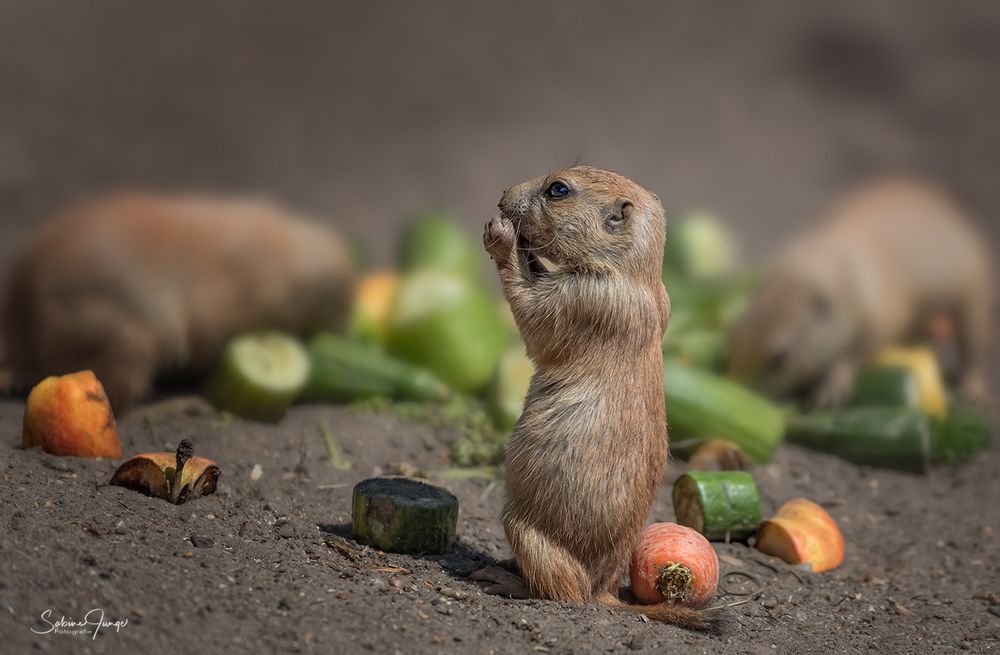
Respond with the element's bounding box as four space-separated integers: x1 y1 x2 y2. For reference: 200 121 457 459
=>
0 2 998 654
0 399 997 654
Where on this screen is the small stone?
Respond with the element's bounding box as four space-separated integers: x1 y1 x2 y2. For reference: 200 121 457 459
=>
437 586 469 601
628 635 645 650
191 535 214 548
250 464 263 482
277 523 296 539
114 525 128 535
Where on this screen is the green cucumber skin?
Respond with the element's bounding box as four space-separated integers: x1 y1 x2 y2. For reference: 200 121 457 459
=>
351 477 459 555
786 408 930 473
849 367 920 409
788 406 992 471
673 471 761 541
302 333 450 403
664 359 784 463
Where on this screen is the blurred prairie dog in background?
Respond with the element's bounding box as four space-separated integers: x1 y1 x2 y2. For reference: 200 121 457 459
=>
729 177 994 406
2 194 355 412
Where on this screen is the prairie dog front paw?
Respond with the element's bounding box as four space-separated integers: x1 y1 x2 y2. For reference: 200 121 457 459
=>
484 216 516 263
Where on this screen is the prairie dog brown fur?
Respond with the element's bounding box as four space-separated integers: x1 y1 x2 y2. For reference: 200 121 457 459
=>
474 167 710 630
729 178 994 405
2 193 355 411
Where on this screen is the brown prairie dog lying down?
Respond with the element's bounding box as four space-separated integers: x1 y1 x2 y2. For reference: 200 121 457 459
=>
729 177 994 406
473 167 713 631
2 194 355 412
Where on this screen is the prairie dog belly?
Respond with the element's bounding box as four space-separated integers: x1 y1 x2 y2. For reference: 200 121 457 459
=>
505 373 646 533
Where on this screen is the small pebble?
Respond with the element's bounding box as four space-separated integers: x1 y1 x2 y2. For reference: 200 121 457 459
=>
628 635 645 650
277 523 296 539
114 525 127 535
437 586 469 601
250 464 263 482
191 535 214 548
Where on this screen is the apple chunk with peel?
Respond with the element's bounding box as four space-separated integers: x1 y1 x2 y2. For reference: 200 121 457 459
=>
110 440 219 505
756 498 844 573
23 370 122 458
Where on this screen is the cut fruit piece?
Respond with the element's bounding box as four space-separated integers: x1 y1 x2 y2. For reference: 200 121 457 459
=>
301 332 450 403
487 344 534 431
203 331 310 422
874 346 948 417
672 471 761 542
386 271 508 393
352 476 459 555
23 370 122 459
349 271 401 346
110 440 219 505
755 498 844 573
630 522 719 608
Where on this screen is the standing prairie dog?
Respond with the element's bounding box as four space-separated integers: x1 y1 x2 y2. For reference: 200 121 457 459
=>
729 177 994 406
2 193 355 411
473 167 712 630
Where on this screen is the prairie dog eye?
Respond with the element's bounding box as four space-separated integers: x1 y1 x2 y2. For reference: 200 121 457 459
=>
545 181 570 199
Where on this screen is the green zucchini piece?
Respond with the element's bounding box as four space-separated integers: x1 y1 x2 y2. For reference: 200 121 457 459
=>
929 407 992 465
787 408 930 472
672 471 762 541
203 331 310 422
787 406 992 473
664 358 784 463
352 476 459 554
849 367 921 409
301 332 450 403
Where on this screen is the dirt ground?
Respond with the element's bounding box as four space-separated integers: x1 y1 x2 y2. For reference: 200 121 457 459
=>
0 2 999 654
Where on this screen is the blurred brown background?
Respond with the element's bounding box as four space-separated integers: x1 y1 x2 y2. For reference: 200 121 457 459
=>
0 0 997 270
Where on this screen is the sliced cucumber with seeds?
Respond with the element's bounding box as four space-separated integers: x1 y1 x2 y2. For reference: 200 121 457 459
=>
203 331 310 422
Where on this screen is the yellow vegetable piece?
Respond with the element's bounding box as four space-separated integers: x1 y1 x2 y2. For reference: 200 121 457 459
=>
875 347 948 417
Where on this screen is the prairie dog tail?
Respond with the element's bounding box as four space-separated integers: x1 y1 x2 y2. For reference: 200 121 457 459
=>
597 594 721 632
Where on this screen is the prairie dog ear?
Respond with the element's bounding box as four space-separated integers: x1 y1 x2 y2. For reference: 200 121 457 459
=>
608 198 633 223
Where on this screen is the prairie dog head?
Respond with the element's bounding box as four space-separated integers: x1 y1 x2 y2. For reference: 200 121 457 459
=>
728 258 857 396
498 166 665 281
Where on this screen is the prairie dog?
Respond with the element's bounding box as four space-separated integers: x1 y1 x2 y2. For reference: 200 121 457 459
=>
729 178 994 405
473 167 710 630
2 193 355 411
